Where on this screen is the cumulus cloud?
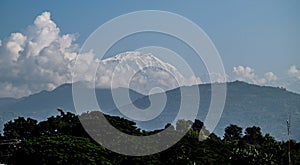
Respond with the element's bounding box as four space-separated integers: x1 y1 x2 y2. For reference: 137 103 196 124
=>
200 73 230 84
231 65 300 94
288 65 300 80
232 65 277 85
0 12 89 98
233 66 255 81
0 12 203 98
265 72 277 82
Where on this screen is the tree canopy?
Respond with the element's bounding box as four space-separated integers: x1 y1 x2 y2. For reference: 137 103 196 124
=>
1 109 299 165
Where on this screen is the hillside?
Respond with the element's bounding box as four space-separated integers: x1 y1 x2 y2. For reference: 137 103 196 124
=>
0 81 299 140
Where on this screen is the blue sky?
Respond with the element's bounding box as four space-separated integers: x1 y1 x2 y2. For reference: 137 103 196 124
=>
0 0 300 97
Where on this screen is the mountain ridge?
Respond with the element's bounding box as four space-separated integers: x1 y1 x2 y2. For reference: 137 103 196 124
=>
0 81 299 141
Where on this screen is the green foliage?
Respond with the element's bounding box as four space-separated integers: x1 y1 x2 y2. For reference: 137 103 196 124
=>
10 135 111 165
1 110 300 164
4 117 38 139
38 109 86 137
224 124 243 140
243 126 264 145
176 119 193 133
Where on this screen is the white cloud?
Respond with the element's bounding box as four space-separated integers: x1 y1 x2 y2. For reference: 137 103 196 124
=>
0 12 203 98
265 72 277 81
26 12 60 58
3 33 26 62
231 65 300 94
233 66 255 81
0 12 84 98
0 82 31 98
288 65 300 80
232 65 277 85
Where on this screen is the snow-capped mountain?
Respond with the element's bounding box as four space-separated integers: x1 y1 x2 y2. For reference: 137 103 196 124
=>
95 52 201 95
102 52 177 72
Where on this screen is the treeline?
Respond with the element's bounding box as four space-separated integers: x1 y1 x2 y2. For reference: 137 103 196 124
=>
0 109 299 164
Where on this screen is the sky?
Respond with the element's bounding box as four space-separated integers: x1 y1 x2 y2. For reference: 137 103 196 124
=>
0 0 300 98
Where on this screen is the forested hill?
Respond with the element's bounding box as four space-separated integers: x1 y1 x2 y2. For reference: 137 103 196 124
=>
0 81 299 141
110 81 300 141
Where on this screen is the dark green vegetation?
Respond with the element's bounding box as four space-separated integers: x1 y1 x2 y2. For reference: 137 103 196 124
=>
1 109 299 164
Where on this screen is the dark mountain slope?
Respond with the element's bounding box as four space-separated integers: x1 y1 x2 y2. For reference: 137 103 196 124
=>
0 81 299 140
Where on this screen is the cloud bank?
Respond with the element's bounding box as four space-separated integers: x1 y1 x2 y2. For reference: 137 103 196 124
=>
288 65 300 80
0 12 86 98
0 12 299 98
232 65 278 85
231 65 300 94
0 12 201 98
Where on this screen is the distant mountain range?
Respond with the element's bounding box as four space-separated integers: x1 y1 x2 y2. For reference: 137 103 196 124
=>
0 81 299 141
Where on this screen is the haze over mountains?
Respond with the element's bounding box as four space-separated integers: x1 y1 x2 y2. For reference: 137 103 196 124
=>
0 81 299 141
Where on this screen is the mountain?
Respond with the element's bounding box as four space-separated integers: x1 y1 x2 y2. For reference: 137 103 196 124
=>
93 51 199 95
0 81 299 141
0 84 144 132
108 81 300 141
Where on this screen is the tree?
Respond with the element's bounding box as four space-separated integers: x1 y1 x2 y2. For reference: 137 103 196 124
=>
38 109 86 137
176 119 193 133
224 124 243 140
10 135 111 165
244 126 263 145
3 117 38 139
3 110 300 164
191 119 203 131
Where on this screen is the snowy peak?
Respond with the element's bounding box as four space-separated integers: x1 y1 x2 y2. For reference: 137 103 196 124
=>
102 51 176 71
104 51 158 62
96 51 200 95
